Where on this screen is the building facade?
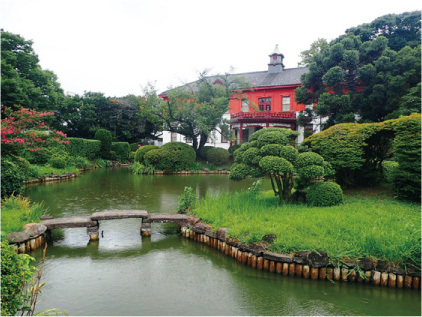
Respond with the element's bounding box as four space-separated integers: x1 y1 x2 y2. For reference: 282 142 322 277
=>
156 45 325 148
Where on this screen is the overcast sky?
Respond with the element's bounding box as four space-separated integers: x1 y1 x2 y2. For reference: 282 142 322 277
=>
1 0 420 97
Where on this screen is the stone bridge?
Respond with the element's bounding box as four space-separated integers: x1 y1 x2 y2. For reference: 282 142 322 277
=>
40 210 200 241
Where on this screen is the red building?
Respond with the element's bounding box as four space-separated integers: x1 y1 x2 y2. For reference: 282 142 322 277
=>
228 45 309 144
158 45 318 148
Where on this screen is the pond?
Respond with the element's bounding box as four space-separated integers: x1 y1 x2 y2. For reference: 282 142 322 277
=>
25 168 421 316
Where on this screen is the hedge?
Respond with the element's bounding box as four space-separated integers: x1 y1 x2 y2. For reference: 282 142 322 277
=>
144 142 196 171
111 142 131 163
134 145 159 163
94 129 113 159
67 138 101 160
206 147 230 166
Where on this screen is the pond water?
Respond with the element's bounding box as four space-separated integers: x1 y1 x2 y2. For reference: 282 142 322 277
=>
25 168 421 316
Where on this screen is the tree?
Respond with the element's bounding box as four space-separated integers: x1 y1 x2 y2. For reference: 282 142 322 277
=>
229 128 334 203
298 38 329 67
295 12 421 128
148 70 248 155
1 30 65 112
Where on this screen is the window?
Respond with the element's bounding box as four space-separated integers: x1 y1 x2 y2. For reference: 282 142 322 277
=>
258 97 271 111
241 99 249 112
171 132 177 142
282 96 290 112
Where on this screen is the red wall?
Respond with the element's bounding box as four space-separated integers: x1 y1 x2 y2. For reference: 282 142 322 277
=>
229 85 305 113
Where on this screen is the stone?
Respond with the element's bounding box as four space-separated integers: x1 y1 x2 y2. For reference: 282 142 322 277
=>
375 260 390 272
23 223 47 238
40 216 97 229
40 215 54 220
205 230 217 239
357 258 375 271
246 243 266 256
7 232 30 244
307 250 329 268
217 227 228 241
264 252 293 263
262 234 277 243
192 223 211 234
293 251 309 264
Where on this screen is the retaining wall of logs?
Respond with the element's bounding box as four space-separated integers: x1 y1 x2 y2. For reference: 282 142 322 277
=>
180 225 421 291
7 223 48 254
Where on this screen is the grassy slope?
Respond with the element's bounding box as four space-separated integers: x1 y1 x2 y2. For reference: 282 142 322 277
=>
191 187 421 267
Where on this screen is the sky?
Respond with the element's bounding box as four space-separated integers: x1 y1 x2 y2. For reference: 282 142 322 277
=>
1 0 420 97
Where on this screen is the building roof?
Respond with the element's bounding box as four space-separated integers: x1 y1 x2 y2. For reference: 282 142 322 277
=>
159 67 309 96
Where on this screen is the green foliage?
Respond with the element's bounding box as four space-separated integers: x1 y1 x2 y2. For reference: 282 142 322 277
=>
206 147 230 166
94 129 113 159
382 160 399 184
1 195 44 235
1 241 37 316
1 30 64 112
1 157 27 198
296 11 421 126
144 142 196 171
230 128 331 203
134 145 159 163
71 156 92 169
177 186 197 213
67 138 101 160
130 161 155 175
198 146 214 160
306 181 344 207
228 144 241 155
111 142 130 163
193 187 420 267
48 153 69 169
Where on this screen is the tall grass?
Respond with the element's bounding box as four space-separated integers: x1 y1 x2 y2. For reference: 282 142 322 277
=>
1 195 45 236
191 189 421 267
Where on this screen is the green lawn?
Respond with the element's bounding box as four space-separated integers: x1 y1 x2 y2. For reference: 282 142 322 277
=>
190 187 421 268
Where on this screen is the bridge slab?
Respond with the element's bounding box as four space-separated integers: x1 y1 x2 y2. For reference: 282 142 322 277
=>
143 213 193 224
91 210 148 221
40 216 98 229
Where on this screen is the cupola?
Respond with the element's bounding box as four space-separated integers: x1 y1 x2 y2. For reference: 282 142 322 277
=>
268 44 285 73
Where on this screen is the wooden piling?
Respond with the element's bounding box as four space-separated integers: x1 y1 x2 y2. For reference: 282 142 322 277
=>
247 253 252 266
341 268 348 282
276 262 282 274
381 272 389 287
388 273 396 288
303 265 310 279
333 268 341 281
397 275 404 289
349 270 357 282
289 263 296 276
404 275 413 289
319 267 326 280
364 271 372 283
252 255 257 268
372 271 381 286
257 257 263 270
237 250 243 262
296 264 303 277
263 259 269 271
242 252 248 264
326 267 333 280
282 263 289 275
412 277 420 290
269 261 275 273
311 267 319 280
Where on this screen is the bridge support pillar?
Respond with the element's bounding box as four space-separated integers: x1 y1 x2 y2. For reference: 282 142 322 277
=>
141 221 151 237
88 224 99 242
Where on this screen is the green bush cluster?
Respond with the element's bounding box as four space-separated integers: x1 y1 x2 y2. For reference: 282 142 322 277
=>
67 138 101 160
134 145 159 163
198 146 214 160
177 186 197 213
206 147 230 166
306 181 344 207
94 129 113 159
1 240 37 316
228 144 241 155
144 142 196 171
111 142 130 163
1 158 28 198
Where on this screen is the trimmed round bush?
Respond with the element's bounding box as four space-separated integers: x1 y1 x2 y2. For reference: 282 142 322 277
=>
295 151 324 168
280 145 299 162
145 142 196 171
134 145 159 163
228 144 241 155
229 163 250 180
207 147 230 166
306 181 344 207
259 156 294 174
260 144 282 157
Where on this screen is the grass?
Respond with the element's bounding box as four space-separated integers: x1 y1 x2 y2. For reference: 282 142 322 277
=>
190 187 421 268
1 195 46 237
30 164 80 179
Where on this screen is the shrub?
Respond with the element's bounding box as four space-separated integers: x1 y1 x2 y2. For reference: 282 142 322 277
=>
48 154 68 169
206 147 230 166
134 145 159 163
1 241 37 316
382 160 399 184
1 158 27 198
177 186 197 213
111 142 130 163
84 139 101 160
94 129 113 159
130 142 141 152
228 144 241 155
71 156 92 169
198 146 214 160
145 142 196 171
67 138 101 160
306 181 344 207
24 147 51 165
